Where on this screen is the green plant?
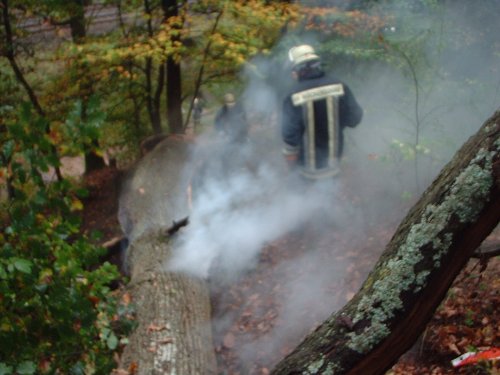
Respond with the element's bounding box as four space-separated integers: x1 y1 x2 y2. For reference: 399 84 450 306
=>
0 103 133 374
464 309 475 327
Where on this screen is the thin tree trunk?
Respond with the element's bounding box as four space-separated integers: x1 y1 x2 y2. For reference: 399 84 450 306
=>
63 0 106 174
163 0 184 134
68 0 86 43
1 0 44 116
183 8 224 130
272 110 500 374
166 58 183 133
81 75 106 173
144 0 163 135
132 95 142 141
145 58 164 134
153 64 165 133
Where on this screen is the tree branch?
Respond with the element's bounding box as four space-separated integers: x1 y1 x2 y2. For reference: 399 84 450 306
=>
472 243 500 259
183 7 224 130
2 0 44 117
1 0 62 181
165 216 189 236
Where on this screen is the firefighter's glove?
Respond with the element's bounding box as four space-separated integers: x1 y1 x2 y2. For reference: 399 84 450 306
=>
282 142 299 170
284 153 298 170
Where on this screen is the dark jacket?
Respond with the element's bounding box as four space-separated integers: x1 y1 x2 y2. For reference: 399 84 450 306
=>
281 68 363 178
214 103 248 144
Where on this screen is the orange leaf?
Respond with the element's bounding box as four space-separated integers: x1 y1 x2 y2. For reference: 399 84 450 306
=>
122 292 132 305
129 361 138 374
147 323 166 332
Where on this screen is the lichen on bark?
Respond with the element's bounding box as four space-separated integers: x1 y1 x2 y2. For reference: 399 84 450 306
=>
302 356 339 375
271 112 499 375
346 146 494 354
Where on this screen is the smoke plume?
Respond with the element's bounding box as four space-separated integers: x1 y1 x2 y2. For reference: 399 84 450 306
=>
121 0 499 369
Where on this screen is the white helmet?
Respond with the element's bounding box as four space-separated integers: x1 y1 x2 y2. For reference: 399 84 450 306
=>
224 93 236 106
288 44 320 67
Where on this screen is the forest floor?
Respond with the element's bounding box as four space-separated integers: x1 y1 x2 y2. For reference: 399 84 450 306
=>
80 164 499 375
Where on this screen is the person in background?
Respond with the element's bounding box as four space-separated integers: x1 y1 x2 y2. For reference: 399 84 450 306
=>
214 93 249 144
281 44 363 180
192 96 203 127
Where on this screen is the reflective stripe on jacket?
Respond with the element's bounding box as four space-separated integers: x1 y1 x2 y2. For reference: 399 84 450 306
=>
281 69 362 179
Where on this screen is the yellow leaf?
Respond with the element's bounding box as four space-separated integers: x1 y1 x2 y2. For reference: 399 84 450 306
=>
0 322 13 332
71 198 84 211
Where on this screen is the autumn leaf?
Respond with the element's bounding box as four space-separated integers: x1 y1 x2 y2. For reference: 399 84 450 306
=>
122 292 132 305
70 197 84 211
223 332 235 349
147 323 167 332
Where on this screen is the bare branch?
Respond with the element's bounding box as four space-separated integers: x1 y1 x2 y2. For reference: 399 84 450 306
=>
165 216 189 236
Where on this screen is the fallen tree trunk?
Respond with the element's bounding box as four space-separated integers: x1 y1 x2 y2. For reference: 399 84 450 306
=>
118 230 216 375
272 111 500 375
116 137 217 374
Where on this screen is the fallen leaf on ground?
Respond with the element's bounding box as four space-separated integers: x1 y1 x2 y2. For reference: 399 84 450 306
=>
223 332 236 349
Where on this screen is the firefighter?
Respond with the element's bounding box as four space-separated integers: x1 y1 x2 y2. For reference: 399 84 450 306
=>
192 96 203 127
281 44 363 180
214 92 249 144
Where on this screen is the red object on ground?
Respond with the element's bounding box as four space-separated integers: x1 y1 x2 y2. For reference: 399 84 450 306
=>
451 348 500 367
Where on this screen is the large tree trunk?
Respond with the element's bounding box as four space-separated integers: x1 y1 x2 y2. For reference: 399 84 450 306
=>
117 137 217 374
272 111 500 374
118 231 217 375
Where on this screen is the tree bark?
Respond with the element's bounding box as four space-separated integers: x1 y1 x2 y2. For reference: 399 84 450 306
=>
68 0 87 43
117 136 216 374
166 58 183 134
144 0 164 135
183 8 224 130
163 0 184 134
153 65 165 133
64 0 107 174
118 230 217 375
272 110 500 375
1 0 44 117
145 58 165 135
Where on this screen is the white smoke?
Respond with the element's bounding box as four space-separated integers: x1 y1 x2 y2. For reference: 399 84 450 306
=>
160 0 499 370
167 137 343 279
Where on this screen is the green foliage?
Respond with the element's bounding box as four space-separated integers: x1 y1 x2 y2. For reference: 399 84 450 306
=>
0 104 134 374
375 138 433 198
60 96 106 156
464 309 475 327
386 139 431 161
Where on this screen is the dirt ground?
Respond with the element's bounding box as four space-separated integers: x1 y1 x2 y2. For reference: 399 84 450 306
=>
81 165 499 375
81 165 124 242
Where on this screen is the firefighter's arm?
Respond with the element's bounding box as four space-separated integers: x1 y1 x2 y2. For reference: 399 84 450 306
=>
281 96 303 168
